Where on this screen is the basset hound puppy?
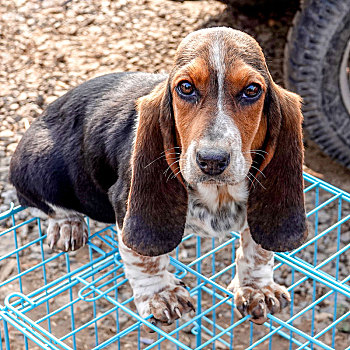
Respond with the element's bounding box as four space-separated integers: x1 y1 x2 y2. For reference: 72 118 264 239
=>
10 27 307 326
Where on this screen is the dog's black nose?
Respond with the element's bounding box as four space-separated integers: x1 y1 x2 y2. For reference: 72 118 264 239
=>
196 150 230 175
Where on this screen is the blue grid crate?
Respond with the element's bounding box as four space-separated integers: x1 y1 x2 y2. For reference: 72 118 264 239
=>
0 173 349 349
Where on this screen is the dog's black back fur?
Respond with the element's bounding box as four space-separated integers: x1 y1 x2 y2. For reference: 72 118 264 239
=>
10 72 167 224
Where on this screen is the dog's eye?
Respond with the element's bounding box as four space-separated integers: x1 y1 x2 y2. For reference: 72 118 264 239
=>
177 81 195 96
242 83 261 99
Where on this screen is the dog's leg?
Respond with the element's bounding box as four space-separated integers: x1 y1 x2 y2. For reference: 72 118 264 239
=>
47 206 88 251
228 227 290 324
118 235 194 327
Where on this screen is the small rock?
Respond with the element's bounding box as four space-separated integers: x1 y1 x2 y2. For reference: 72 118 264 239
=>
36 95 45 107
315 312 332 323
55 54 65 63
46 96 57 104
17 92 28 101
0 259 17 282
1 189 17 204
0 130 14 139
341 231 350 244
10 103 20 110
6 143 18 153
317 210 331 224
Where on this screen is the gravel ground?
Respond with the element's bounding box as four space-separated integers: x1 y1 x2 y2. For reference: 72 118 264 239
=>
0 0 350 348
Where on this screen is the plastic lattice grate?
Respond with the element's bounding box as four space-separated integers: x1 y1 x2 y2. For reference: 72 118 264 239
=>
0 173 349 349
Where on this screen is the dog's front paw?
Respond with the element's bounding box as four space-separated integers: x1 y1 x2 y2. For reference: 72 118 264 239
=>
228 282 290 325
47 216 88 251
134 277 195 329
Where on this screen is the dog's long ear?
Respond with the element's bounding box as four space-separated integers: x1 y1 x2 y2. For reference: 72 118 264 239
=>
122 81 188 256
247 82 308 252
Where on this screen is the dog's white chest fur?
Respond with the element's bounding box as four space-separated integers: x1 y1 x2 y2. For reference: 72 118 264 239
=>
184 182 248 238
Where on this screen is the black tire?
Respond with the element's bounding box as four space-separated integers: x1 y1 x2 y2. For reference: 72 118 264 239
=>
284 0 350 168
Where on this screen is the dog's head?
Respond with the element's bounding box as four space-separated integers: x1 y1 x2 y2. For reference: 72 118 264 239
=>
122 27 307 256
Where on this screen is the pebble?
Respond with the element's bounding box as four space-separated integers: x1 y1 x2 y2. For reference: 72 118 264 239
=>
9 103 20 110
1 189 17 204
315 312 333 323
6 143 18 153
0 130 14 139
341 231 350 244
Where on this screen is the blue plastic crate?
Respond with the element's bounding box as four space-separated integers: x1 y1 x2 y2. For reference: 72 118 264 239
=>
0 173 349 349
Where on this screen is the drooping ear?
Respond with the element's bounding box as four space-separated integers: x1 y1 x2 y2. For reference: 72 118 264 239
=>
121 80 188 256
247 82 308 252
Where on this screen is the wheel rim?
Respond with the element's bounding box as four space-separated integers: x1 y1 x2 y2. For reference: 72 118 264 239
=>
339 37 350 115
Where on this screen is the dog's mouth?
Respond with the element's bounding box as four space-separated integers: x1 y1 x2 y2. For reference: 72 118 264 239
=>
202 179 220 184
191 174 245 186
201 179 243 186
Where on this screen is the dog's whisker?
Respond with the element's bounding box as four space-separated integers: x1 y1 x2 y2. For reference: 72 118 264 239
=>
163 159 180 175
250 165 266 178
171 168 183 180
162 152 181 156
247 151 266 160
144 153 179 169
249 151 266 156
144 154 167 169
249 149 268 154
246 174 256 189
166 167 180 182
243 149 268 156
161 152 181 157
161 147 182 155
248 171 266 190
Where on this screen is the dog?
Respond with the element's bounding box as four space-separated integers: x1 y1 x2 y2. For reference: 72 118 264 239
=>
10 27 307 326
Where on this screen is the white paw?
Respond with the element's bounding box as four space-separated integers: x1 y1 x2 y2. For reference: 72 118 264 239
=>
134 274 195 330
47 216 88 251
228 281 290 324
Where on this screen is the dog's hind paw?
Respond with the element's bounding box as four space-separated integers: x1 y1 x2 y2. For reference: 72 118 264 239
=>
47 215 88 251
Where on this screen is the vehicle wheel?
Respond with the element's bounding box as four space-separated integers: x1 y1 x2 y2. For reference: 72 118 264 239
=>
284 0 350 168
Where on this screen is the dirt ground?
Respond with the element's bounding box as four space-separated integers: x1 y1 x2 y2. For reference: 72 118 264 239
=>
0 0 350 349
